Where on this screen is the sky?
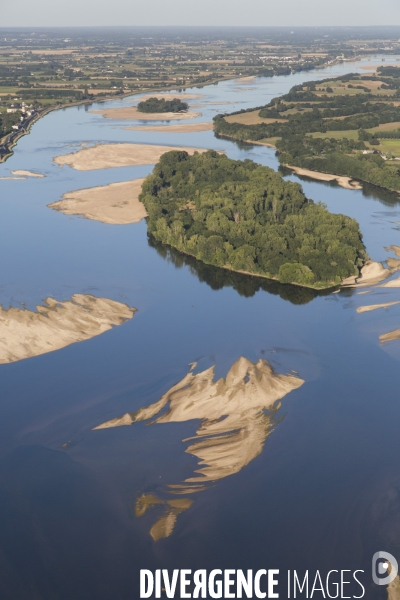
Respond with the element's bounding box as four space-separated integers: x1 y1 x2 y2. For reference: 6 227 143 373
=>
1 0 400 27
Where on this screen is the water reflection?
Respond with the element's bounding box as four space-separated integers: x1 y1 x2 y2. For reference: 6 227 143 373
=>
148 236 327 304
0 294 135 363
94 356 304 540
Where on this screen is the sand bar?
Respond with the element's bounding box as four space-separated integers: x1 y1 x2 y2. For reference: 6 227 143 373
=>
356 301 400 314
0 294 135 364
49 179 147 225
385 245 400 257
287 165 362 190
11 170 45 178
54 143 209 171
95 356 304 539
91 107 200 120
380 329 400 344
380 276 400 288
135 93 203 102
125 122 213 133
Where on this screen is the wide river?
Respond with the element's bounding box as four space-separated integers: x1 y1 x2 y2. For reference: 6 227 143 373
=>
0 56 400 599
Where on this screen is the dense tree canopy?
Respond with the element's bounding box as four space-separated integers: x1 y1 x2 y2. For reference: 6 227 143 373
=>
137 97 189 113
139 151 367 288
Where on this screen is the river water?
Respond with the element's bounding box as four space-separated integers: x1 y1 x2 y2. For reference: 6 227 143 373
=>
0 56 400 599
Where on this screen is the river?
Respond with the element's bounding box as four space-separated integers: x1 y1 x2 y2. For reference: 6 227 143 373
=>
0 56 399 599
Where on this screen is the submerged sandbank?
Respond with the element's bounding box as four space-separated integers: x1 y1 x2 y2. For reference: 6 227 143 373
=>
0 294 135 364
91 107 200 120
125 122 213 133
356 301 400 313
54 143 209 171
49 179 147 225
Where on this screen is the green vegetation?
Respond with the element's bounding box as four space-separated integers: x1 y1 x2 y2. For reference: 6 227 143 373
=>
214 66 400 192
137 97 188 113
139 150 367 288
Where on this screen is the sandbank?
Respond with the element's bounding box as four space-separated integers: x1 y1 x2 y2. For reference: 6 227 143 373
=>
91 107 200 120
125 122 213 133
0 294 135 364
95 356 304 539
385 245 400 257
11 170 45 178
380 276 400 288
54 143 209 171
380 329 400 344
287 165 362 190
234 76 257 83
135 93 203 101
48 179 147 225
356 301 400 314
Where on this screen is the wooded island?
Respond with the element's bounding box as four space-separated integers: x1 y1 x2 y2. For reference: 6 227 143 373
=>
139 150 366 288
137 97 189 113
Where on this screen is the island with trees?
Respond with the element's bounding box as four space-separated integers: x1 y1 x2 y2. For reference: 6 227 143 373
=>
139 150 367 289
137 97 189 113
214 66 400 192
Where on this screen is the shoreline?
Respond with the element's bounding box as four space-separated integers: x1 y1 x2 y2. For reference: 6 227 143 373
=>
156 241 341 291
0 73 245 165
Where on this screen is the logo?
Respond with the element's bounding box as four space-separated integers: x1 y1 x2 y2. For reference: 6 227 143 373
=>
372 551 398 586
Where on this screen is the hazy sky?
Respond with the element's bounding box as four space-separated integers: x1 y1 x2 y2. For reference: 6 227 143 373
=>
1 0 400 27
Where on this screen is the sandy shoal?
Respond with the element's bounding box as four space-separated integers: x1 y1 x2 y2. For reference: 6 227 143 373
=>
356 301 400 314
380 329 400 344
54 143 210 171
91 107 200 120
135 93 204 101
125 122 213 133
48 179 147 225
380 276 400 288
94 356 304 539
385 245 400 257
234 76 257 83
342 260 394 287
287 165 362 190
11 170 45 178
0 294 135 364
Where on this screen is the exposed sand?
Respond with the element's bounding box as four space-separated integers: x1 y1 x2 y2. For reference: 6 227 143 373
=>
287 165 362 190
234 76 257 83
48 179 147 225
125 122 213 133
11 170 45 178
380 328 400 344
91 107 200 121
0 177 25 180
0 294 135 364
356 301 400 313
386 245 400 257
343 260 395 287
95 356 304 539
54 143 209 171
135 93 203 102
380 276 400 288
